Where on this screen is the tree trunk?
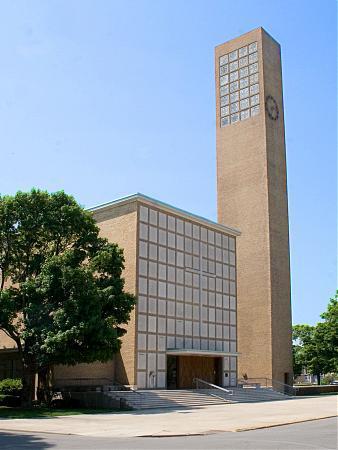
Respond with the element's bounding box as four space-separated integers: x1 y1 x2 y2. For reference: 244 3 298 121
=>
21 365 36 408
316 373 321 385
38 366 53 406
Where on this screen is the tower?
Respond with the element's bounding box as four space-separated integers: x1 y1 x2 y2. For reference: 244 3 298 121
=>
215 27 293 384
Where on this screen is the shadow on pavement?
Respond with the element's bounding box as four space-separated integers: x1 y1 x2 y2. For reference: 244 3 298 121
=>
0 431 54 449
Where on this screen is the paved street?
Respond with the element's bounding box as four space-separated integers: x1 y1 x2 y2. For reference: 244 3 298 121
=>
0 417 337 449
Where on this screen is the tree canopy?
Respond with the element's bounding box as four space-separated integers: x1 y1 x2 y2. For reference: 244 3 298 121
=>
292 291 338 384
0 190 135 405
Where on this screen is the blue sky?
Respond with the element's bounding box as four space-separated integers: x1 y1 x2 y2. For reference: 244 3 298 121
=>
0 1 336 325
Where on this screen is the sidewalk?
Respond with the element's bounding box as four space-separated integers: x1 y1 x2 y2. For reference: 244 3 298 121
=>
0 396 337 438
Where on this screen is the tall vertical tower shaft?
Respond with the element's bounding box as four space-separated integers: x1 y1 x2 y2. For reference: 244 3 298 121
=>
215 27 293 383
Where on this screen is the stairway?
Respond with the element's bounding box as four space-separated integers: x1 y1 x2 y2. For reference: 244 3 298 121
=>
105 389 231 410
199 387 290 403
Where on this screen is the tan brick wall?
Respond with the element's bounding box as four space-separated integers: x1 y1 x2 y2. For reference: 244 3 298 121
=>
53 361 115 385
0 331 17 350
216 28 292 384
93 201 138 385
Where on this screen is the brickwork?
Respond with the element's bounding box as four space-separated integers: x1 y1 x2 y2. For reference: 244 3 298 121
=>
215 28 292 384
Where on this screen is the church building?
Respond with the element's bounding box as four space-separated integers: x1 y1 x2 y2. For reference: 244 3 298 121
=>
0 27 293 390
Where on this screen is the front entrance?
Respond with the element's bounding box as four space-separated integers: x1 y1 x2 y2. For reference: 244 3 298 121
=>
167 355 222 389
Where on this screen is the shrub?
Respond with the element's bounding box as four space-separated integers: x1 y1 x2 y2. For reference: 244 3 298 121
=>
0 394 21 407
0 379 23 397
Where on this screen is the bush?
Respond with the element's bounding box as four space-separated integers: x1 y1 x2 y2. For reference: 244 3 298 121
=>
0 394 21 407
0 378 23 397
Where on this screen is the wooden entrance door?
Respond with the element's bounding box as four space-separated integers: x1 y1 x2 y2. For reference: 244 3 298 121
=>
177 356 221 388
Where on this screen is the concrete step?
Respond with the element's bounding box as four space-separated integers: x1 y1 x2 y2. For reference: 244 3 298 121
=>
105 387 290 410
106 389 231 409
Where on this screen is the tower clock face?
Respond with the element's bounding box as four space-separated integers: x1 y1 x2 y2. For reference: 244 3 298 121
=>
265 95 279 121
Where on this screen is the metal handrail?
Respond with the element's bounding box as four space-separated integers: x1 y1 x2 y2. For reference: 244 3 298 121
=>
193 378 233 397
237 377 299 396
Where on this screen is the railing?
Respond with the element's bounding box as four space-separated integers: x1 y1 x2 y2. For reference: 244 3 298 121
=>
237 377 299 396
193 377 233 401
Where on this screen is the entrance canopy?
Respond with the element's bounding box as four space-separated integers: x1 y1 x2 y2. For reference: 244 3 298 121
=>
166 349 239 357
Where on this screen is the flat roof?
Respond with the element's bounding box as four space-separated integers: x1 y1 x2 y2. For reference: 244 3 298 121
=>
89 193 241 237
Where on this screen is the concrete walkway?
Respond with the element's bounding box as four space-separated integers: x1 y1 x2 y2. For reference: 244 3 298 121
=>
0 396 336 438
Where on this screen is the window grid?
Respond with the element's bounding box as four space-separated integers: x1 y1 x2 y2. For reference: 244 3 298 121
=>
219 41 260 127
137 205 237 388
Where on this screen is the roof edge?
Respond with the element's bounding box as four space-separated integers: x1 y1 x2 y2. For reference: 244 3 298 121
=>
88 193 241 237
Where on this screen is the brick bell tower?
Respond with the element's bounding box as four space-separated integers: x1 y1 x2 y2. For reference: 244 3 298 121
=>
215 27 293 384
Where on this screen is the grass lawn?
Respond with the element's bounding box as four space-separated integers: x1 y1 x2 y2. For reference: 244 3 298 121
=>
0 406 122 419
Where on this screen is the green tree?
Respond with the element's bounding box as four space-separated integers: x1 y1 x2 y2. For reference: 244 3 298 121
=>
0 190 135 406
292 292 338 385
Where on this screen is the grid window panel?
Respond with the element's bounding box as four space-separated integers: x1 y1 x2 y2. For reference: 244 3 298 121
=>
149 226 157 243
239 46 248 57
220 54 228 65
251 105 260 116
229 61 238 72
148 316 157 333
249 52 258 63
250 83 259 95
239 67 249 78
239 56 248 68
139 223 148 240
250 73 259 84
177 285 184 300
176 235 184 250
176 302 184 318
140 206 149 222
229 50 238 61
220 85 229 96
230 102 239 113
158 354 166 370
168 216 175 231
138 296 147 313
149 209 158 226
230 81 239 93
139 259 147 277
230 71 238 82
220 64 229 75
221 116 230 128
139 241 148 258
240 98 250 110
220 75 229 86
158 318 166 335
149 243 157 260
250 94 260 106
149 297 157 314
240 87 249 99
158 212 166 228
230 92 239 103
176 320 184 335
149 261 157 278
158 335 166 350
138 334 147 351
149 279 157 296
168 232 175 248
158 299 166 315
176 218 184 234
240 77 249 89
167 318 175 334
249 63 258 74
231 113 240 123
159 229 166 246
138 314 147 331
148 334 156 350
138 353 146 370
240 109 250 121
248 41 258 53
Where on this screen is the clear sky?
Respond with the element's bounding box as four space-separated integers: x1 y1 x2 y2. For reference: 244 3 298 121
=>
0 1 336 325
